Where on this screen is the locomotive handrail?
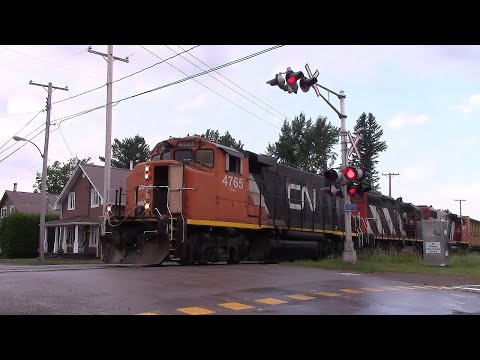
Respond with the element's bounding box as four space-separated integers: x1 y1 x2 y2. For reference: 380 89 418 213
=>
138 185 173 220
178 187 197 243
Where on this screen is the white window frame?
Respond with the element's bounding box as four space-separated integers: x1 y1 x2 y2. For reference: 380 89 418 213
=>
0 207 7 218
90 189 100 208
67 192 76 210
9 205 15 214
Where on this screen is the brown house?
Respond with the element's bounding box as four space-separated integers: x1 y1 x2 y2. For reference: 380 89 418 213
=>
0 183 60 220
45 164 130 257
0 184 60 254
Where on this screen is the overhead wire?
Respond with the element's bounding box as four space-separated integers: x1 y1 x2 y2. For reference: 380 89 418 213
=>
0 109 45 151
169 44 290 123
52 45 201 105
52 45 285 127
137 45 282 130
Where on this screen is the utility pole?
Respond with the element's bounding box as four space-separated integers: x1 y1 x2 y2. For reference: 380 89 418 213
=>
382 172 400 197
88 46 129 240
29 81 68 261
454 199 466 217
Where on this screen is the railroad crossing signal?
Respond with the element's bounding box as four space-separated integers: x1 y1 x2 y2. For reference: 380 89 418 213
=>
266 73 287 91
266 64 319 95
347 131 362 160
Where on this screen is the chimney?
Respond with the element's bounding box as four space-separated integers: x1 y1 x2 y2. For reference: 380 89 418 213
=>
130 160 134 170
13 183 17 191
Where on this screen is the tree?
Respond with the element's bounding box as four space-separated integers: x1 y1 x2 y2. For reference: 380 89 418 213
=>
33 157 92 194
350 112 388 191
197 129 244 150
99 135 151 169
266 112 340 174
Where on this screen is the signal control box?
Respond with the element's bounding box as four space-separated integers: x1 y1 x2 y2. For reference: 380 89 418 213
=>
422 220 450 266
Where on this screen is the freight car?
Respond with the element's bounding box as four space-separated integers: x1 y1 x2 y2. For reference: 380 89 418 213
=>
460 216 480 249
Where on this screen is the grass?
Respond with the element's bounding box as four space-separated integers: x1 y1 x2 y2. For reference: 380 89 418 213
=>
0 257 103 265
282 248 480 281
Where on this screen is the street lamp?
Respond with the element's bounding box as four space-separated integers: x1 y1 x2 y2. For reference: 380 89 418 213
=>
13 135 47 261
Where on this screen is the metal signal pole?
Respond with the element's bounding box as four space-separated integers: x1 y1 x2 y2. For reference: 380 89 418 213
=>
454 199 466 217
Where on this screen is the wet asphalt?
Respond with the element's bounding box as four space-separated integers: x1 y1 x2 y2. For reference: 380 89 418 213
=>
0 262 479 315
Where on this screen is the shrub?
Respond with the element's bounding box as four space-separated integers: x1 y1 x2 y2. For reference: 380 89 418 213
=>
0 212 59 258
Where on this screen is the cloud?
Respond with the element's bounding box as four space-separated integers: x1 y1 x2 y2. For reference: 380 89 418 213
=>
451 93 480 114
177 94 208 112
387 112 428 129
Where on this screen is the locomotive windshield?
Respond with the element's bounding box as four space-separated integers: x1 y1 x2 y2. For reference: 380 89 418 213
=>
174 150 192 162
195 149 214 167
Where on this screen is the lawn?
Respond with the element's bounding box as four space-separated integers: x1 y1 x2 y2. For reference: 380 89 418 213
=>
0 257 103 265
282 248 480 281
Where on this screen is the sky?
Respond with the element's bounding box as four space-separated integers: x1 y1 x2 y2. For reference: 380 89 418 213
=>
0 45 478 219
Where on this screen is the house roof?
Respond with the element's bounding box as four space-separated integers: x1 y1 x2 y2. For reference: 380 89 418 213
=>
56 164 130 207
45 215 100 226
1 190 60 214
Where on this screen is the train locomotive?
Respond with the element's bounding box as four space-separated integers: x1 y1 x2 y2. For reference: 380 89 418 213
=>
100 135 473 265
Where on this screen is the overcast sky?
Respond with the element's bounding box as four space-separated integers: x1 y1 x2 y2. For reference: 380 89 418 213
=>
0 45 478 220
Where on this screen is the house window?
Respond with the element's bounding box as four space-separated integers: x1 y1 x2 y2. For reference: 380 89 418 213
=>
9 205 15 214
68 192 76 210
91 189 100 208
0 207 7 218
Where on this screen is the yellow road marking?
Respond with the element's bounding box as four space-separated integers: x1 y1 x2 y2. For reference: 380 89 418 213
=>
255 298 288 305
314 291 342 297
340 288 363 294
394 286 418 289
287 294 315 301
136 312 160 315
176 307 215 315
360 287 383 292
382 286 404 290
219 302 254 310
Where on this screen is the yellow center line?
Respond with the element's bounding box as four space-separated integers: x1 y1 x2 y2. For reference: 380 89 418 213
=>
176 307 216 315
219 302 255 310
255 298 288 305
136 312 160 315
359 287 383 292
340 288 364 294
314 291 342 297
287 294 316 301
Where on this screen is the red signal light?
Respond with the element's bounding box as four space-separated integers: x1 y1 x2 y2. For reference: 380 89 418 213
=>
343 167 357 181
287 76 296 84
347 186 357 196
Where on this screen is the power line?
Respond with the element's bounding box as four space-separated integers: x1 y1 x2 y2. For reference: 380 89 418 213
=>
139 45 282 130
52 110 75 158
52 45 201 105
175 44 291 122
52 45 284 127
0 109 44 118
0 109 45 151
0 45 101 81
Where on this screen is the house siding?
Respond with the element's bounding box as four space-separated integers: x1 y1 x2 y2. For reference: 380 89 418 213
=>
0 196 15 218
62 175 92 218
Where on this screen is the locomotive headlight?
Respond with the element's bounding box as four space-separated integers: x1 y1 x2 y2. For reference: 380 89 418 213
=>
106 204 112 212
144 165 150 180
144 201 150 210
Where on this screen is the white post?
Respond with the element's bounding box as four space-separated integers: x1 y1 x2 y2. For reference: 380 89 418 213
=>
73 225 79 253
53 227 58 253
44 227 48 253
63 226 68 253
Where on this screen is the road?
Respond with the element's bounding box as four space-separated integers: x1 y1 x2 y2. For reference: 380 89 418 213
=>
0 262 479 315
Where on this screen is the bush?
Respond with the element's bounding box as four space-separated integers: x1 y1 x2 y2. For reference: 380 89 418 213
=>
0 212 59 258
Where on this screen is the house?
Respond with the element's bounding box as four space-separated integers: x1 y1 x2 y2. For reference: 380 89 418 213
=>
0 183 60 255
45 164 130 257
0 183 60 220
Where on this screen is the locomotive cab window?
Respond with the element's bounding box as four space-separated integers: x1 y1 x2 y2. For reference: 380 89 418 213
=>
151 151 171 161
226 153 241 174
174 150 192 162
195 149 214 168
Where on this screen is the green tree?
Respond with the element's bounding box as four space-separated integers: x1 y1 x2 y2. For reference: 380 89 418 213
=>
99 135 151 169
266 112 340 173
33 156 92 194
197 129 244 150
350 112 388 191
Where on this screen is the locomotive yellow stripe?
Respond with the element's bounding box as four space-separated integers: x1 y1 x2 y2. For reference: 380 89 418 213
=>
186 219 355 236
